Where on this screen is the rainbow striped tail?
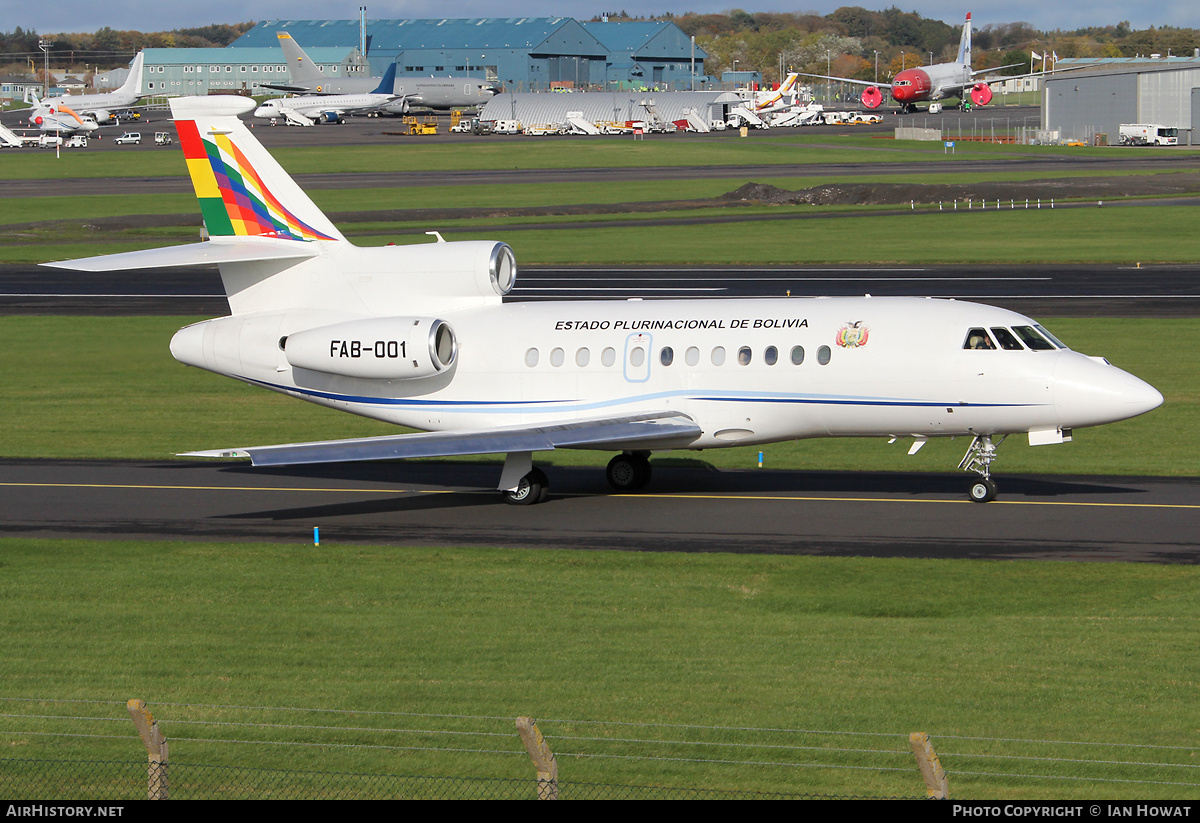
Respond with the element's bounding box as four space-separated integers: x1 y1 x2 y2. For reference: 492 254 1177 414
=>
173 96 343 243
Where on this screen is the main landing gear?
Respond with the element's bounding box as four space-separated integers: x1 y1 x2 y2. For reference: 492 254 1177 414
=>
502 467 549 506
499 451 654 505
605 452 652 492
959 434 1006 503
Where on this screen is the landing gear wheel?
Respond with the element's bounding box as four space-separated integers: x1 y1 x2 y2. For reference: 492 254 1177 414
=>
503 468 549 505
968 478 998 503
606 453 651 491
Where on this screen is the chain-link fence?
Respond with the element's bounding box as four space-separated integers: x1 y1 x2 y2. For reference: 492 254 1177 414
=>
0 758 889 800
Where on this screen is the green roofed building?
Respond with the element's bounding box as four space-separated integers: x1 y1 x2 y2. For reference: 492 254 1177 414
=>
140 47 366 97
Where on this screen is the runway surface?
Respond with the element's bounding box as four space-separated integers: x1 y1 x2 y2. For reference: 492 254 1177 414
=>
4 262 1198 317
3 459 1198 562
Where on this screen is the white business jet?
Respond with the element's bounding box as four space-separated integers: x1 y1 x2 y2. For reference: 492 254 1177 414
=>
45 96 1162 505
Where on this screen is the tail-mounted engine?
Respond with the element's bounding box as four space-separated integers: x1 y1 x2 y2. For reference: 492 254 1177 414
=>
283 316 457 379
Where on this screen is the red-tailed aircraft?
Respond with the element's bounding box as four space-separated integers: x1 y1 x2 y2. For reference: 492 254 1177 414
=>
804 13 1018 113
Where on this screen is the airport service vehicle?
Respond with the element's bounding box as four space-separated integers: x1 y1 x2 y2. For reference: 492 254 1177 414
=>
155 132 173 145
1119 124 1178 146
45 96 1163 506
64 135 88 148
113 132 141 145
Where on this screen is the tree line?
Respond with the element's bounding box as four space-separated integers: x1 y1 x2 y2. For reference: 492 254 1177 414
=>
614 7 1200 84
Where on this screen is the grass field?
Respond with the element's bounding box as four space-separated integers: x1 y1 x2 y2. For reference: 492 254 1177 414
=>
2 128 1198 800
3 539 1198 799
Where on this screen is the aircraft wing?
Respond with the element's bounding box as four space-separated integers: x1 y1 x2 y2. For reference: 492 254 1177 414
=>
181 411 702 467
259 82 317 94
797 72 892 90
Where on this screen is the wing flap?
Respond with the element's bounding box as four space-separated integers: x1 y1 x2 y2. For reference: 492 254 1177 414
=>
182 411 701 467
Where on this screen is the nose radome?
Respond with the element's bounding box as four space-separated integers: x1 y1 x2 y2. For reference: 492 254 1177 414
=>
1053 353 1162 428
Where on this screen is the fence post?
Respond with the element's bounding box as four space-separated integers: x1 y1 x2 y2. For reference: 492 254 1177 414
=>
909 732 948 799
127 699 169 800
516 716 558 800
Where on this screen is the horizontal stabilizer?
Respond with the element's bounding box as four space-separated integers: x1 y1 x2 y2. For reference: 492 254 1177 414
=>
42 238 320 272
182 411 702 467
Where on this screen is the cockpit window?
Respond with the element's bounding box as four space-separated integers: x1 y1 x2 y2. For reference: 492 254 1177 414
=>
990 327 1024 350
1034 324 1067 349
1012 325 1056 350
964 328 995 350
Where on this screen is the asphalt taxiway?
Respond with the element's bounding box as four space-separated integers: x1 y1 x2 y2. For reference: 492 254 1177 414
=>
3 459 1198 562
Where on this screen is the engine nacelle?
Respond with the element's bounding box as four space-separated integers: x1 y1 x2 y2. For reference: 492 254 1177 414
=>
86 109 113 124
970 83 993 106
861 86 884 109
283 316 457 379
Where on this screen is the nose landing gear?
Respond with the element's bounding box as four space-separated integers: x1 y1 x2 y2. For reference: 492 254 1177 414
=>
959 434 1006 503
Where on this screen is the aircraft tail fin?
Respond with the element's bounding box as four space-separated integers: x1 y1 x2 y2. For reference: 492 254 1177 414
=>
278 31 325 88
372 61 398 95
121 52 145 97
171 95 344 243
957 13 973 67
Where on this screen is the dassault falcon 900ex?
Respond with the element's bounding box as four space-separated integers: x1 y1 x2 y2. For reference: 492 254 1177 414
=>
45 96 1162 505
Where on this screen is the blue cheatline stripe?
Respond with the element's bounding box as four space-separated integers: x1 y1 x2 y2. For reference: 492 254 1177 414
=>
245 377 1041 415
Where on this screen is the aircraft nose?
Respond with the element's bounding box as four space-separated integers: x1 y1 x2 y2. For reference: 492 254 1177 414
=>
1053 353 1162 428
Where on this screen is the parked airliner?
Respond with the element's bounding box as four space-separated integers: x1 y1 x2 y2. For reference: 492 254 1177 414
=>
253 63 398 125
45 96 1162 505
265 31 497 112
803 13 1041 112
26 51 145 128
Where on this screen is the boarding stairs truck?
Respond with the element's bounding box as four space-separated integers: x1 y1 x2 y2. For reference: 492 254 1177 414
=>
725 105 768 129
1119 124 1178 146
637 99 676 133
0 122 34 147
566 111 601 135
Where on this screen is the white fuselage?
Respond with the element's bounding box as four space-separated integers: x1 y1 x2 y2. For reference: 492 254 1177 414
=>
170 291 1160 452
253 93 395 122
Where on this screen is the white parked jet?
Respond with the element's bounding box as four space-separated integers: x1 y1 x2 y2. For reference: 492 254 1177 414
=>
253 63 398 125
26 51 145 127
45 96 1163 505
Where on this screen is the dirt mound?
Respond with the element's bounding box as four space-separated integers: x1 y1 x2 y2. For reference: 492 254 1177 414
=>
720 175 1200 206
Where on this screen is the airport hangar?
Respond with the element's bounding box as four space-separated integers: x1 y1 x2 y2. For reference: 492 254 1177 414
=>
227 17 709 92
1046 56 1200 145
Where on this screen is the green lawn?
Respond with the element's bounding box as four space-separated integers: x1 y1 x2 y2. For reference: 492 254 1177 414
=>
2 539 1197 799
